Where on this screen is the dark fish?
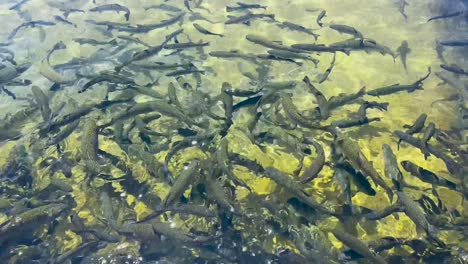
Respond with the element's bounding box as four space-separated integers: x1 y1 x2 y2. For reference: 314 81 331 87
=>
31 86 51 122
53 16 76 27
303 76 329 119
291 43 349 54
9 0 30 11
329 228 387 264
420 122 436 159
163 160 200 207
315 53 336 83
226 2 267 12
8 21 56 40
209 50 256 60
225 13 275 25
164 41 210 50
193 23 224 37
356 101 389 120
246 34 304 53
299 138 325 183
396 40 411 72
278 21 319 41
316 10 326 27
89 4 130 21
398 0 409 20
367 67 431 96
400 161 459 192
264 167 341 217
281 95 328 130
427 11 464 22
438 40 468 47
440 63 468 76
136 13 185 33
329 24 363 39
331 117 381 129
334 135 394 201
79 73 133 93
73 38 116 46
267 49 319 66
382 144 403 190
184 0 193 12
145 4 182 12
328 86 366 110
257 54 303 66
59 8 85 18
394 130 462 175
233 95 262 112
166 69 205 77
402 113 427 135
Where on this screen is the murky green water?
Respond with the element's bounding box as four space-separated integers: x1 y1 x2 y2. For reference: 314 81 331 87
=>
0 0 467 263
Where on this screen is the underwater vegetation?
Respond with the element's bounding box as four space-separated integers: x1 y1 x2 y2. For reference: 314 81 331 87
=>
0 0 467 263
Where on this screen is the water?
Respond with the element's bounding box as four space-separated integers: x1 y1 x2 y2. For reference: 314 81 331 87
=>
0 0 467 263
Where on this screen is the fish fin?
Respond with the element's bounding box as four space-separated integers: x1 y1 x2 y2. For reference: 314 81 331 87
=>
390 83 400 86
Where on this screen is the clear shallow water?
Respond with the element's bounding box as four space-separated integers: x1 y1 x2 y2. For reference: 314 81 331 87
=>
0 0 467 263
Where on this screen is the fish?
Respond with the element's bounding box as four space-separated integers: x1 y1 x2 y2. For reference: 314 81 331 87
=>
356 101 389 120
46 41 67 63
164 41 210 50
299 138 325 183
145 4 182 12
329 24 363 39
281 95 328 130
334 135 394 201
397 191 445 247
81 117 102 176
193 23 224 37
367 67 431 96
8 21 56 40
136 13 185 33
79 73 133 93
398 0 409 20
315 53 336 83
225 13 275 25
328 228 387 264
396 40 411 72
440 63 468 76
316 10 326 27
59 8 85 18
257 54 303 66
264 167 341 217
166 69 205 77
402 113 427 135
209 50 256 61
438 40 468 47
9 0 30 11
89 4 130 21
427 11 464 22
331 117 381 129
216 139 251 190
221 82 234 122
291 43 349 55
382 144 404 190
278 21 319 41
39 60 75 84
246 34 305 53
268 49 319 67
303 76 329 119
31 86 51 122
53 16 76 27
73 38 117 46
163 160 200 207
328 87 366 110
394 130 463 175
400 161 460 192
226 2 267 12
233 95 263 112
420 122 436 159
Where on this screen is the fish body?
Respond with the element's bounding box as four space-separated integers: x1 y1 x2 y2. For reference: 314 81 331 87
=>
328 87 366 110
163 160 200 206
281 95 327 129
316 10 326 27
315 53 336 84
145 4 182 12
382 144 403 190
226 13 275 25
300 138 325 183
268 49 319 66
398 0 409 20
396 40 411 72
193 23 224 37
136 13 185 33
291 43 348 54
303 76 329 119
246 34 304 53
226 2 267 12
329 24 363 39
334 135 394 201
278 21 319 40
89 4 130 21
330 229 387 264
440 64 468 76
439 40 468 47
427 11 464 22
